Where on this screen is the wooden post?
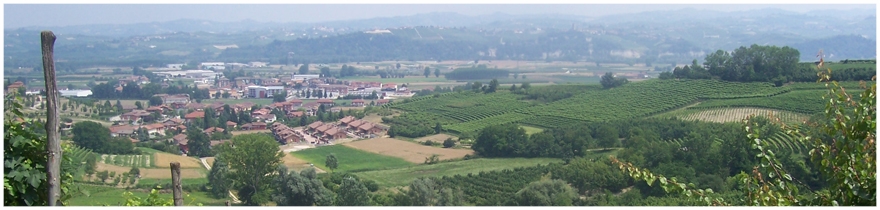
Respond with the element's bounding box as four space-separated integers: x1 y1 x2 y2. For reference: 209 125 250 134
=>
170 162 183 206
41 31 62 206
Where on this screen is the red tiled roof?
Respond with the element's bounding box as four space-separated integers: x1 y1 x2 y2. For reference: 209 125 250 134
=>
184 111 205 119
174 134 188 145
308 121 324 129
143 123 165 130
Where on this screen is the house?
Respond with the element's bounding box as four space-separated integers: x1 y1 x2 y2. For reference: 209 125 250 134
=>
156 94 190 105
174 134 188 154
254 114 277 123
204 127 225 135
287 111 304 118
233 102 255 113
226 121 237 129
241 122 267 130
109 125 137 138
307 121 324 133
61 122 73 131
350 99 365 107
357 122 384 135
314 124 333 137
338 116 356 127
347 120 365 131
7 81 25 94
121 104 138 112
184 111 205 123
323 128 347 140
316 99 334 107
145 106 170 114
121 110 153 122
163 118 184 130
288 99 303 108
142 123 166 137
375 99 390 106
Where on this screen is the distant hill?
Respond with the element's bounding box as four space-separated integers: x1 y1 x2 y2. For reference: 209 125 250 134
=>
790 35 877 61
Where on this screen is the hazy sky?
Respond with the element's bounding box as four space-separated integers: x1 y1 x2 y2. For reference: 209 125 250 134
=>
3 3 875 29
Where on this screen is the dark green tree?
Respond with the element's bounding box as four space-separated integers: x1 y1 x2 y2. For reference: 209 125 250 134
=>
335 177 371 206
325 154 338 172
214 134 284 206
208 158 230 198
407 178 437 206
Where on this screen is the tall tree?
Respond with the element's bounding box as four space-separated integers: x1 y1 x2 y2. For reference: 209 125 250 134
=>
434 68 440 77
148 96 163 106
423 67 431 78
214 134 284 206
298 63 310 74
335 177 371 206
207 158 230 198
185 125 212 157
325 154 338 172
486 79 499 93
320 67 331 77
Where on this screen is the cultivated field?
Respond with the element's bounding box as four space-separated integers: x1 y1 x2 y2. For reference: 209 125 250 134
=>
681 107 808 124
101 154 152 168
354 158 562 187
361 113 397 125
414 134 458 143
153 152 203 168
289 145 413 172
343 137 474 163
94 162 206 179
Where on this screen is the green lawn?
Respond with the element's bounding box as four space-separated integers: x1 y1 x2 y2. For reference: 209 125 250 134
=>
520 125 545 135
354 157 562 188
68 184 226 206
289 145 414 172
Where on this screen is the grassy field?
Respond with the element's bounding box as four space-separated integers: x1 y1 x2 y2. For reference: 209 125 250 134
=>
68 184 226 206
289 145 414 172
354 158 562 188
520 125 545 135
343 138 474 163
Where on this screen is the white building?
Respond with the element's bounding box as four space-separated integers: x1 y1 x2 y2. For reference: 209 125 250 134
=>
247 86 285 98
292 74 321 81
58 90 93 97
201 62 226 70
249 62 268 68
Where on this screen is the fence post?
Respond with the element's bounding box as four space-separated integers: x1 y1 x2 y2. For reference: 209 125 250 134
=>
41 30 62 206
171 162 183 206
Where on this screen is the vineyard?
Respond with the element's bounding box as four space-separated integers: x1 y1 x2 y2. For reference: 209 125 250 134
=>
680 107 808 124
67 145 100 178
434 164 559 206
100 153 153 168
659 132 806 153
386 79 869 133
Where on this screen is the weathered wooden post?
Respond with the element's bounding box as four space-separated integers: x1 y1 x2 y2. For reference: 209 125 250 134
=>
170 162 183 206
41 30 62 206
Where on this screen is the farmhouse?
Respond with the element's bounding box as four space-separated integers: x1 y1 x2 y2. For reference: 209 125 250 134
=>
350 99 365 107
375 99 390 106
121 110 153 122
173 134 188 154
109 125 137 138
7 81 25 94
184 111 205 123
316 99 334 107
338 116 356 126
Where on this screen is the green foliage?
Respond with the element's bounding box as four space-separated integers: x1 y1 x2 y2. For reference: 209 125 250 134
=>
334 177 371 206
407 178 437 206
325 154 339 172
207 159 229 198
184 126 212 157
514 179 577 206
71 121 136 154
433 164 558 206
4 94 77 206
272 166 334 206
600 72 628 89
214 133 284 206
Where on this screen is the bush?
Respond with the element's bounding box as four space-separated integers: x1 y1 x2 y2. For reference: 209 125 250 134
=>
443 138 455 148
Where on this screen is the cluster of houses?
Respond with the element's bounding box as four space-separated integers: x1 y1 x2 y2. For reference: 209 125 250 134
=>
268 115 389 146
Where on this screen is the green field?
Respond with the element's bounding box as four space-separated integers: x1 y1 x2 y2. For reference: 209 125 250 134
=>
692 89 863 115
520 125 544 135
289 145 414 172
68 184 225 206
354 158 562 187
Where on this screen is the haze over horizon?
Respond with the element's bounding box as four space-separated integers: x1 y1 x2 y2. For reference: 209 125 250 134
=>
4 4 875 29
